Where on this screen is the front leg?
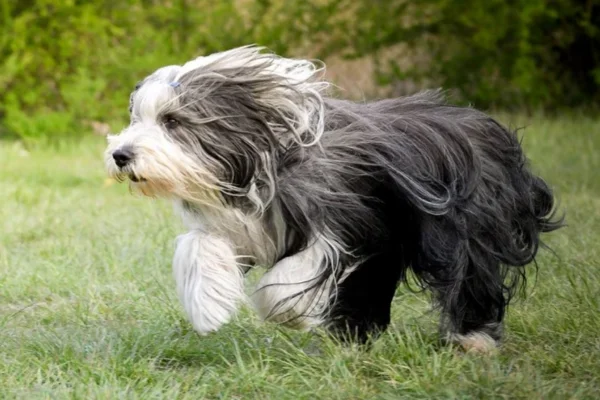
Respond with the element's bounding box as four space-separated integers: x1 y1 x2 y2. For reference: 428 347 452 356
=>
252 243 333 331
172 230 245 334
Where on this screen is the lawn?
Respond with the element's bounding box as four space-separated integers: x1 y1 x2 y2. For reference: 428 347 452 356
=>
1 114 599 399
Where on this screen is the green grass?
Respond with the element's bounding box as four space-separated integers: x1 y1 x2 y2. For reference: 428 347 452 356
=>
1 114 599 399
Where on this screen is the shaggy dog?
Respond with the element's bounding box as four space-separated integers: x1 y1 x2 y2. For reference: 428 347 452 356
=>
104 45 563 353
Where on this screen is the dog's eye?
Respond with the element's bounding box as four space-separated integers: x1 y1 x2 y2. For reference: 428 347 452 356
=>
163 118 179 130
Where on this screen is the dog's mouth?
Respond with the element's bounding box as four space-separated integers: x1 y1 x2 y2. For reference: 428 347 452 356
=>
113 167 147 183
128 173 146 183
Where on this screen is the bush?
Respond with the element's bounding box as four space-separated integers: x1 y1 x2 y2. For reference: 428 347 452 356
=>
0 0 597 142
0 0 325 141
316 0 600 111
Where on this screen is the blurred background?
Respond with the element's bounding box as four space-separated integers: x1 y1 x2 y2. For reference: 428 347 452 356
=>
0 0 598 142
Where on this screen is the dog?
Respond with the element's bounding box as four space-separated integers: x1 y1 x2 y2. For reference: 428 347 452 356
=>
104 45 563 353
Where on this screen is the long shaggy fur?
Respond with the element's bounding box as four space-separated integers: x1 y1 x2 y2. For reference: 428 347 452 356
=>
105 45 563 352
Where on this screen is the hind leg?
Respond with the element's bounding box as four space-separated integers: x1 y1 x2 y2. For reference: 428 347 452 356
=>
326 253 405 344
440 271 505 353
415 249 506 353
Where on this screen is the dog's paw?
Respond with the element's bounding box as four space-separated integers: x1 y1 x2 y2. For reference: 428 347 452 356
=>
446 331 499 355
457 332 499 354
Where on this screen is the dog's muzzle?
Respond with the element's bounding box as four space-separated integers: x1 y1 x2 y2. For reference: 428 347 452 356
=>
112 146 145 182
112 147 134 168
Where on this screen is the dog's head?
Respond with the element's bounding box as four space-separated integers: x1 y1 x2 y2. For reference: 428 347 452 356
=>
104 45 328 208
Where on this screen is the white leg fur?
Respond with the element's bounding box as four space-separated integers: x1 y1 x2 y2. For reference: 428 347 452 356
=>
252 243 333 330
173 230 245 335
447 332 499 354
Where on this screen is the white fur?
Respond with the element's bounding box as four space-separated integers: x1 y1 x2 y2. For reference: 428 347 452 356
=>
447 331 499 354
174 199 282 268
175 45 326 89
252 232 353 330
172 230 246 334
104 80 223 207
252 241 331 329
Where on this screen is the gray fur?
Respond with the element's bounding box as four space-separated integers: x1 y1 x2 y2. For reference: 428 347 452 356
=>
116 46 564 346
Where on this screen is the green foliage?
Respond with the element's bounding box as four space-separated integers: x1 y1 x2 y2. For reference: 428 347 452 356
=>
318 0 600 111
0 0 598 141
426 0 600 110
0 0 325 141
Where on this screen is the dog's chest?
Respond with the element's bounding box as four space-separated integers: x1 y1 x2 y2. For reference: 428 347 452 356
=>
173 200 279 267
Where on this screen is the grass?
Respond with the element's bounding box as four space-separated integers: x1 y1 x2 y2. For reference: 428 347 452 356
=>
1 114 599 399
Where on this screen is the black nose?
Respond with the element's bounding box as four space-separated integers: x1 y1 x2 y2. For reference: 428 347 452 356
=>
112 147 134 168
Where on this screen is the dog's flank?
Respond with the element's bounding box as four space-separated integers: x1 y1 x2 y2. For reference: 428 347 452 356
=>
105 45 564 352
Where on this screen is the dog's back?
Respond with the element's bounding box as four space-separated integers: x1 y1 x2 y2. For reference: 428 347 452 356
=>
273 89 563 346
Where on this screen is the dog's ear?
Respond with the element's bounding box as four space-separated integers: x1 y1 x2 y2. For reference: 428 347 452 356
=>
129 81 144 115
176 46 329 148
129 65 182 117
